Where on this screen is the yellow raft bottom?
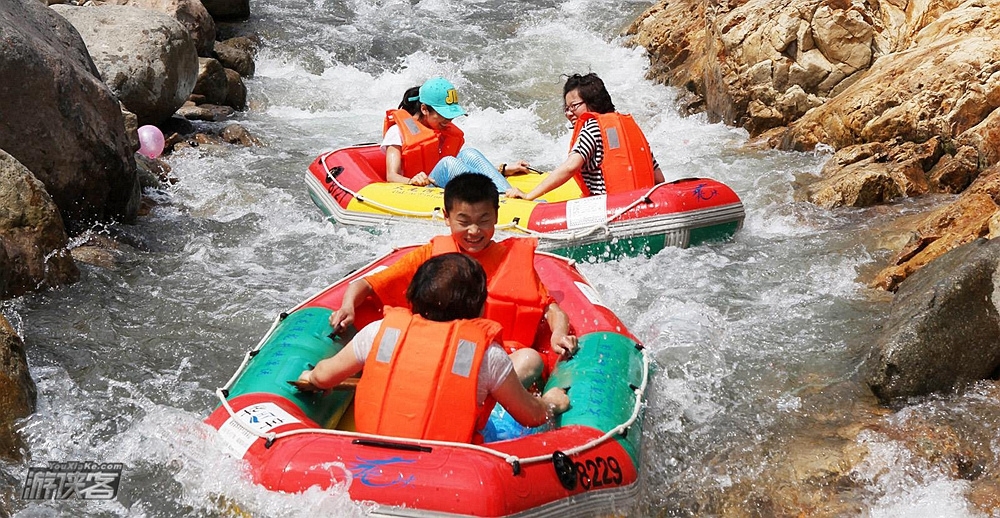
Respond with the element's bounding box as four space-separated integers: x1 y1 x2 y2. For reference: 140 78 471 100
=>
343 172 585 224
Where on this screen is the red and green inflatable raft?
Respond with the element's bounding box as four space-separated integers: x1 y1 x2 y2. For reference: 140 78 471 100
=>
205 245 649 517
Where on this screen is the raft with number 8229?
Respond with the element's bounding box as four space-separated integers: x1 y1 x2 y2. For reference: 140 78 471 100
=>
305 144 745 261
205 244 649 517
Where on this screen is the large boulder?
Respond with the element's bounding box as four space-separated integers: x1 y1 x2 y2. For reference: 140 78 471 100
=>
51 4 199 127
0 150 79 299
867 238 1000 402
0 314 36 460
0 0 140 233
92 0 215 56
630 0 1000 289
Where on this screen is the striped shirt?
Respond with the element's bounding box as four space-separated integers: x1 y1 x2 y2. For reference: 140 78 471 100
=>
569 118 660 195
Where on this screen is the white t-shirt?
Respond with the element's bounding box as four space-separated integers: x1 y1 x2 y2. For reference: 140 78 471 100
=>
381 125 403 151
352 319 514 405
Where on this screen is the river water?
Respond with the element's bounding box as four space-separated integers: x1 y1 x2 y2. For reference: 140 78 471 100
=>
2 0 994 516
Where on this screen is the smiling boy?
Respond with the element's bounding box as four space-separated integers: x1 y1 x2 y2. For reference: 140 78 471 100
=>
330 172 577 384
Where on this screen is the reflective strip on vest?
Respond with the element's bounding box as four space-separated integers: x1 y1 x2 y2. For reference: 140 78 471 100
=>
452 339 476 377
569 112 656 195
375 327 400 363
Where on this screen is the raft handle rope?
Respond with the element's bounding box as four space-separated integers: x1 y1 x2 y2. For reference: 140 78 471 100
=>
213 332 650 473
318 150 665 241
319 151 448 218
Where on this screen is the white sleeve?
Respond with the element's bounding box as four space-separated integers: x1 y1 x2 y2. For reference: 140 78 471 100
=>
476 342 515 404
380 125 403 150
351 320 382 363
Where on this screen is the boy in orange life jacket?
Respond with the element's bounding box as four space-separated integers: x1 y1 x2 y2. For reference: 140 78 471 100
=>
297 253 571 443
505 72 666 200
329 172 578 385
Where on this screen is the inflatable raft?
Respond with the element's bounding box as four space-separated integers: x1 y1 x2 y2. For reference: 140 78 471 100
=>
206 245 649 517
305 144 745 260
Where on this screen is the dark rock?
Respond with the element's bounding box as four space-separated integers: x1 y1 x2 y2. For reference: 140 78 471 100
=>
868 238 1000 402
176 103 234 122
0 149 80 299
0 0 140 232
0 314 36 461
193 57 229 106
201 0 249 22
214 39 254 78
220 123 261 146
224 68 247 110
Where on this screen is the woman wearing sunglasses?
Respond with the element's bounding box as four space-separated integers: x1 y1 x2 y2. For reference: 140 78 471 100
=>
506 73 665 201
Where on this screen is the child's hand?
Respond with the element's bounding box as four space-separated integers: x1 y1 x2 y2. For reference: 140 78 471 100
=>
551 332 578 358
288 370 323 392
505 187 528 199
408 172 431 186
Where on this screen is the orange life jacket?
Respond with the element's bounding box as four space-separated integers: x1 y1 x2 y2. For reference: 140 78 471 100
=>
430 236 546 352
569 112 656 196
354 306 501 443
383 109 465 178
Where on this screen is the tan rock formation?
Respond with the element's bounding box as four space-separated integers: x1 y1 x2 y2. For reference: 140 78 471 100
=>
630 0 1000 289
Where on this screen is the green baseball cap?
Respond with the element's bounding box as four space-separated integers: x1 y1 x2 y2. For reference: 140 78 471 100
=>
419 77 467 119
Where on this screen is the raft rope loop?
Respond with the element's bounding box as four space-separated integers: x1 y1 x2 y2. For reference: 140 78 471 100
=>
319 150 664 241
214 316 651 473
320 151 447 218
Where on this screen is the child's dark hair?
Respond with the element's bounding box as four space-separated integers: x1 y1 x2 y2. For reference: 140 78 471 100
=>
563 73 615 114
407 253 487 321
398 86 421 115
443 173 500 213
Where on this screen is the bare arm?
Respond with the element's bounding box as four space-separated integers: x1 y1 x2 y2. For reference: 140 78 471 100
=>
544 302 577 357
385 146 430 186
297 344 364 390
329 278 375 332
507 153 584 200
490 371 570 427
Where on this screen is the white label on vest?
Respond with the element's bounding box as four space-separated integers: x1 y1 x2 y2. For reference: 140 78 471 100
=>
575 281 607 308
565 195 608 229
215 402 301 458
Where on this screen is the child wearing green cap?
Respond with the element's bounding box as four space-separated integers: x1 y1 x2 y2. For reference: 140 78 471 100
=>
382 77 527 192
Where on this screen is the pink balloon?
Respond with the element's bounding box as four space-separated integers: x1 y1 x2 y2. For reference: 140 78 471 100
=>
137 125 165 159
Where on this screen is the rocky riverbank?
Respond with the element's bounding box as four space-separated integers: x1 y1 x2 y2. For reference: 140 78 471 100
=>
629 1 1000 514
0 0 259 460
629 0 1000 292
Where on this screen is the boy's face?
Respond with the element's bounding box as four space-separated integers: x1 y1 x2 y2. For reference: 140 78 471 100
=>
444 200 498 253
